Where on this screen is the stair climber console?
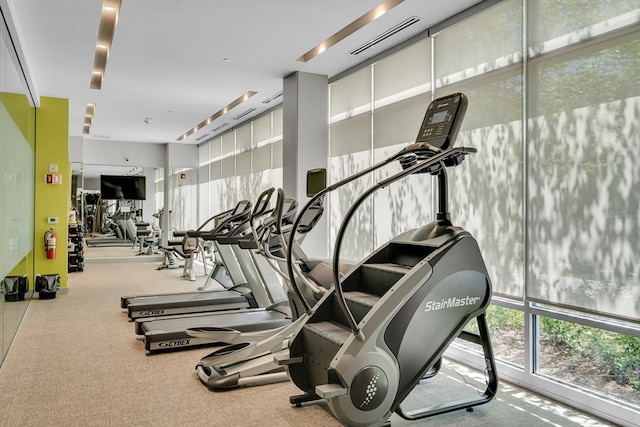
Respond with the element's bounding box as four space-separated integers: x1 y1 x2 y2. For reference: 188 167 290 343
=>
278 92 498 426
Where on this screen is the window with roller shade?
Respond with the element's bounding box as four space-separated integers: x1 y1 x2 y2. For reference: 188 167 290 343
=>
526 0 640 323
329 67 373 263
154 168 164 220
207 139 223 217
202 107 283 216
326 0 640 418
198 142 210 222
167 167 197 232
434 0 524 301
373 38 432 248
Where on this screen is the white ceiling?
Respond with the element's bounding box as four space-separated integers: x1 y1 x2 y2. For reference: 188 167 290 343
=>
10 0 482 146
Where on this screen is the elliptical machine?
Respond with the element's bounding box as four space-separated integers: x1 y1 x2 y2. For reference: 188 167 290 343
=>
277 93 498 426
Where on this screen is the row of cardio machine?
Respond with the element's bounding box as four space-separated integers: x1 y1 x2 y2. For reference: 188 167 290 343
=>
120 92 499 427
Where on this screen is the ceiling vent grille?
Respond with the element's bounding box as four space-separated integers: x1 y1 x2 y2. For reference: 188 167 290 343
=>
212 123 229 132
263 91 283 104
233 108 256 120
195 133 210 141
349 16 421 55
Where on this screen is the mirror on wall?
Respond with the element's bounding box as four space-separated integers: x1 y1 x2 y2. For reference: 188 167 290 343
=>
78 164 159 260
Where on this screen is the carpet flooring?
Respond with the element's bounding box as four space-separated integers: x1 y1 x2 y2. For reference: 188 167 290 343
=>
0 248 615 426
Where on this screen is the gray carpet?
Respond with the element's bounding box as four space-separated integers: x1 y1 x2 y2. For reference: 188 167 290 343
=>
0 250 614 427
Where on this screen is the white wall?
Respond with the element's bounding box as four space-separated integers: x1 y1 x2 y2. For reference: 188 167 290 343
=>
82 138 165 167
80 139 198 225
69 135 83 163
167 143 198 168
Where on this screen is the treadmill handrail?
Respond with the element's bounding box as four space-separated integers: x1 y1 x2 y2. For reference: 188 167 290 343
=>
247 188 277 250
200 200 253 241
332 146 477 337
179 202 242 238
181 201 252 254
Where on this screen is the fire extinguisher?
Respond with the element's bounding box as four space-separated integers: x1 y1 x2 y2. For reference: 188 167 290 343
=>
44 228 57 259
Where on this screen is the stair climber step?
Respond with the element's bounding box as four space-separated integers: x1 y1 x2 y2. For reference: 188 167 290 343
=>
334 290 380 326
367 242 435 268
302 321 351 385
357 262 412 296
364 263 413 275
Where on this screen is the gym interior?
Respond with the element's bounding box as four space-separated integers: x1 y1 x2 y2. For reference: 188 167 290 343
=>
1 1 638 426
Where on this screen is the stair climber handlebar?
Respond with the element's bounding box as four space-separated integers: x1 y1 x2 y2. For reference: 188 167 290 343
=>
332 145 476 337
286 93 470 322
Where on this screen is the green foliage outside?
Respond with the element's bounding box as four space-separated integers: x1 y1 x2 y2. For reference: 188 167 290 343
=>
540 317 640 391
478 306 640 393
487 304 525 332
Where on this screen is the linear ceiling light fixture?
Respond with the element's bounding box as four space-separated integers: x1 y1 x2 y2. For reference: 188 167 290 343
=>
83 103 96 134
90 0 122 89
176 91 257 141
297 0 404 62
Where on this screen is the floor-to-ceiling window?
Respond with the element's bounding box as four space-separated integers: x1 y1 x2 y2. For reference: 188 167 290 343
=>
326 1 639 424
199 107 283 217
433 0 527 373
167 167 198 232
328 38 437 263
525 1 640 417
152 166 198 236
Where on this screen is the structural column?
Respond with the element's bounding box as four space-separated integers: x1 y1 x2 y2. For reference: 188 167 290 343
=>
283 71 328 258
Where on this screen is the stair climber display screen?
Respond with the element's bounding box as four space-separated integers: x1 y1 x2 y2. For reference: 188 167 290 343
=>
415 92 467 149
277 93 498 427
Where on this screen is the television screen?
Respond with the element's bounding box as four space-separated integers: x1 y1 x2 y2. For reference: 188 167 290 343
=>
100 175 146 200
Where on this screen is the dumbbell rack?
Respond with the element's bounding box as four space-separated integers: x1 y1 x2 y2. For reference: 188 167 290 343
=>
68 223 85 272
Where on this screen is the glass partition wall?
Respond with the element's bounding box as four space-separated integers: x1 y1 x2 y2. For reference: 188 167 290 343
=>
0 9 36 364
326 0 639 425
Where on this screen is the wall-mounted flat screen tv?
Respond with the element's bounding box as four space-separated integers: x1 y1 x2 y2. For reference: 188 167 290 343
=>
100 175 146 200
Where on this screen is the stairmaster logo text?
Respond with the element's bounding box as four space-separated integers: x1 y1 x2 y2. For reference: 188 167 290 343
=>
425 295 480 312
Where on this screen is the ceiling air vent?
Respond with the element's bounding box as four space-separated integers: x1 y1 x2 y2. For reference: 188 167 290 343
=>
349 16 421 56
212 123 229 132
233 108 256 120
195 133 210 141
263 91 283 104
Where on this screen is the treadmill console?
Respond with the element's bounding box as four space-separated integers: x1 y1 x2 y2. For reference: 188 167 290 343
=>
415 93 468 150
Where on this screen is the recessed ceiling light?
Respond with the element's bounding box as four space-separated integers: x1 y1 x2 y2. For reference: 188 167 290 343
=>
90 0 122 90
83 103 96 134
176 91 257 141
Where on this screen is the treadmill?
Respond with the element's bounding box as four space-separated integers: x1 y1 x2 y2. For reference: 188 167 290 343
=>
121 199 257 320
133 189 300 352
85 216 138 247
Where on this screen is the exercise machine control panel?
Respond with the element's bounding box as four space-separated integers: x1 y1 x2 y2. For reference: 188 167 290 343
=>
415 92 468 150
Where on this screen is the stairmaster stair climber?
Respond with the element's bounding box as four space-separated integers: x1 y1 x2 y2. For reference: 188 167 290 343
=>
275 93 498 426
